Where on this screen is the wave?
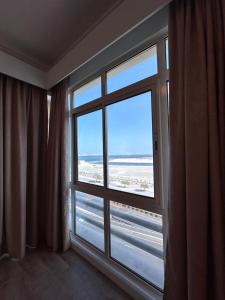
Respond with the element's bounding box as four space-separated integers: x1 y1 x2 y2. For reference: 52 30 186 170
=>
109 157 153 164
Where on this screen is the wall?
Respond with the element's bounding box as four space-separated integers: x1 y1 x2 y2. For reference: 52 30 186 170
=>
0 50 46 88
68 6 168 89
0 0 170 89
47 0 170 89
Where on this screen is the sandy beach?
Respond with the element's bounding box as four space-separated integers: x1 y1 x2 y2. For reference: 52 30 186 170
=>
78 157 154 197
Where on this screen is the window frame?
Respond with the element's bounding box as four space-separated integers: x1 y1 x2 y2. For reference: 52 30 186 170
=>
72 80 160 211
73 76 102 108
69 33 169 291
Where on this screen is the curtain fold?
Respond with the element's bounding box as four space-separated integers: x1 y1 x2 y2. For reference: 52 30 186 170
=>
46 80 70 252
0 74 47 259
164 1 225 299
26 86 48 247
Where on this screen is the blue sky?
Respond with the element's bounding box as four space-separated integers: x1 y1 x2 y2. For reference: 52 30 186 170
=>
76 49 158 156
77 92 153 156
107 92 153 156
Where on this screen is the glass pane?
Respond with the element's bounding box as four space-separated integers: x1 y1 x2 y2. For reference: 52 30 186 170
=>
110 201 164 289
73 77 101 108
165 38 169 69
75 191 104 251
107 46 157 93
77 110 103 185
107 92 154 197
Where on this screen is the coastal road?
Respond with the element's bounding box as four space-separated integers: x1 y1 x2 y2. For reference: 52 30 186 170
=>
75 195 164 289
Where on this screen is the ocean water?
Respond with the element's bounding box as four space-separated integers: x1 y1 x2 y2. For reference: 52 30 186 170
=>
78 155 153 166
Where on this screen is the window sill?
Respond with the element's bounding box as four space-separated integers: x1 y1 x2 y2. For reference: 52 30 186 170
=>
71 234 163 300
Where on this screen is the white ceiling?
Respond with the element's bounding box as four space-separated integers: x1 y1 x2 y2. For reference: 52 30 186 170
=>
0 0 122 71
0 0 170 89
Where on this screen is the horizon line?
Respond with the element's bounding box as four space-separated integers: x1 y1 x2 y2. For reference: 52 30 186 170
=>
78 153 153 157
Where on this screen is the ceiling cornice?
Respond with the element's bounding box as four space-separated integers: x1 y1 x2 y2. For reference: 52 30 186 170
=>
0 0 124 72
52 0 124 69
0 44 49 71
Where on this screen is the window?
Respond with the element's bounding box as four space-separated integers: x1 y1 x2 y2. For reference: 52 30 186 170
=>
73 77 101 108
110 201 164 288
107 92 154 197
70 36 168 292
107 45 157 93
77 110 104 185
75 191 104 251
165 38 169 69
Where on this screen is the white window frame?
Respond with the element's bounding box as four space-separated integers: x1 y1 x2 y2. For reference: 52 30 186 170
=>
68 32 169 298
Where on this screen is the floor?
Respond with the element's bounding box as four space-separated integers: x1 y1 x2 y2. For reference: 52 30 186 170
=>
0 248 133 300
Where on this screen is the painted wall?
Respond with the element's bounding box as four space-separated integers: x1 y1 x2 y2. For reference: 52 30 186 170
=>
0 49 46 88
68 6 168 90
47 0 170 88
0 0 170 89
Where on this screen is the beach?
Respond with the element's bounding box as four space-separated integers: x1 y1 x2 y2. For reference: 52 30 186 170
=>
78 155 154 197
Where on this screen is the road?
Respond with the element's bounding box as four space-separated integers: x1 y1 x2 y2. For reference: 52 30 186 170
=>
75 194 164 290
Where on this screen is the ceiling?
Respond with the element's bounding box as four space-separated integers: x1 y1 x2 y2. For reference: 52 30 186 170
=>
0 0 122 71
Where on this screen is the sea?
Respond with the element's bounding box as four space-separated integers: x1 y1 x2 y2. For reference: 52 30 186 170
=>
78 154 153 167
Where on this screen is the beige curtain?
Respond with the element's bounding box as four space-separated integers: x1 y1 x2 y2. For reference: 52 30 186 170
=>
26 86 48 247
164 1 225 299
0 74 48 259
46 80 70 252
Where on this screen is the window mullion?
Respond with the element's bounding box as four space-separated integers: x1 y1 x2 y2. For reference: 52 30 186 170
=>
102 72 110 256
101 72 107 96
157 37 167 77
73 115 78 235
102 104 110 256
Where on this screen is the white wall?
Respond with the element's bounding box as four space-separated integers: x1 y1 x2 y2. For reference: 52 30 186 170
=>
0 0 170 90
47 0 170 89
0 50 46 88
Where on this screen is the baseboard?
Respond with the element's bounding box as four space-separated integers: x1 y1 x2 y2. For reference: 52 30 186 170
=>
71 235 163 300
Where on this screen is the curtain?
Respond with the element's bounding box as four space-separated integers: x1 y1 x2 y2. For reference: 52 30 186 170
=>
46 80 70 252
26 86 48 247
0 74 47 259
164 1 225 300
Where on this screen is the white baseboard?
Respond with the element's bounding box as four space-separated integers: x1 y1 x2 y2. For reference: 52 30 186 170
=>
71 235 163 300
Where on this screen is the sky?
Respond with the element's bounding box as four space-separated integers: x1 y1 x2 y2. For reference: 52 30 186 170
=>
75 46 162 157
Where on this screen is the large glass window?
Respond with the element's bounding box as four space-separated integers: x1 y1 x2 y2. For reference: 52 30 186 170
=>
75 191 104 251
165 38 169 69
73 77 101 108
70 38 168 292
77 110 104 185
110 201 164 289
107 46 157 93
107 92 154 197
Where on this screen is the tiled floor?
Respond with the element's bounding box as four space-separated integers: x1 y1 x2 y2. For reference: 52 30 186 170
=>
0 248 133 300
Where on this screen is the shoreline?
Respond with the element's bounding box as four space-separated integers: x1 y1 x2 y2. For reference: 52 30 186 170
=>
78 157 154 197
